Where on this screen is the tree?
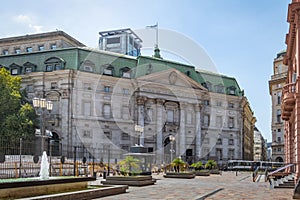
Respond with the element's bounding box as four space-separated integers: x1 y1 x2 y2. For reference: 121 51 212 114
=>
0 68 37 140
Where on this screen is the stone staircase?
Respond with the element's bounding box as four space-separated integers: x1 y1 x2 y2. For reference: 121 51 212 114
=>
273 174 295 189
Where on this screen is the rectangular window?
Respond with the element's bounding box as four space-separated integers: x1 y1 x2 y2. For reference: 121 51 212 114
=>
107 37 120 44
104 86 110 93
228 149 234 159
228 103 234 108
217 138 222 145
50 44 57 50
122 71 131 78
229 139 234 145
38 45 45 51
277 91 282 105
83 130 92 138
51 82 58 89
103 104 111 118
203 115 210 126
228 117 234 128
216 116 222 128
122 132 129 140
15 48 21 54
26 47 32 52
277 137 281 142
123 88 129 95
11 68 18 75
167 110 174 123
104 68 113 75
25 67 32 73
83 102 91 116
276 109 281 123
216 148 222 160
203 100 210 106
46 65 53 72
2 50 8 55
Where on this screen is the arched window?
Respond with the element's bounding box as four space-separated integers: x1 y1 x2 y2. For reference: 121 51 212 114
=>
102 64 114 76
120 67 131 78
23 62 37 73
44 57 65 72
80 60 95 72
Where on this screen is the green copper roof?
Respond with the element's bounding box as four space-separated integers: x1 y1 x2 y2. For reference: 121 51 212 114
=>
0 47 243 96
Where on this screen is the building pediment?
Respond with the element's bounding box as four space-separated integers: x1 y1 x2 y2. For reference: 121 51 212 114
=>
136 68 208 91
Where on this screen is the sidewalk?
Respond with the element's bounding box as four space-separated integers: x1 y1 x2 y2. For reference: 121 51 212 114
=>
93 171 294 200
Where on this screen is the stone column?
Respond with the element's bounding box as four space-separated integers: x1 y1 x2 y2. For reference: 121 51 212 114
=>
195 104 202 160
295 93 300 183
137 96 146 146
179 103 186 158
156 99 165 165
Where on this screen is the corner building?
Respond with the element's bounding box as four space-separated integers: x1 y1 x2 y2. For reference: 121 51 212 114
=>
0 30 255 167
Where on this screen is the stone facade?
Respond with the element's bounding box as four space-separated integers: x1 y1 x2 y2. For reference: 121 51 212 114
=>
0 30 256 167
253 127 267 161
282 0 300 187
268 50 287 162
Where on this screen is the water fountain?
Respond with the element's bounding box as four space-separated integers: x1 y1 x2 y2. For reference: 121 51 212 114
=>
0 151 127 199
40 151 49 180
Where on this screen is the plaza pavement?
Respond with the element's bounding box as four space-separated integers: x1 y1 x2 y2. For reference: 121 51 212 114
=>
92 171 294 200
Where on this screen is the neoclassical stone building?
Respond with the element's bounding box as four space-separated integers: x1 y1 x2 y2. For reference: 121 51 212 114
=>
282 1 300 194
269 50 287 162
0 30 255 166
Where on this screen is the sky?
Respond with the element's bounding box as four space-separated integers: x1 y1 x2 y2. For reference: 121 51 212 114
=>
0 0 291 142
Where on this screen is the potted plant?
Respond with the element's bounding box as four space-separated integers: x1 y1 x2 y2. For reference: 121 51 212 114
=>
191 161 210 176
118 156 140 176
164 157 195 179
205 160 220 174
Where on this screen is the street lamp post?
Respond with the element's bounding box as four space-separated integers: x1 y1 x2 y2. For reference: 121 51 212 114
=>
134 125 144 146
33 97 53 154
169 135 175 163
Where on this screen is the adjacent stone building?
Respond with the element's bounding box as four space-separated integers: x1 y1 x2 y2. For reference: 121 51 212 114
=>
282 1 300 195
0 30 256 167
269 50 287 162
253 127 267 161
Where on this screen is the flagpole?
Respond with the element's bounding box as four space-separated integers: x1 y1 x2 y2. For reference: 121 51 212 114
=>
155 22 158 48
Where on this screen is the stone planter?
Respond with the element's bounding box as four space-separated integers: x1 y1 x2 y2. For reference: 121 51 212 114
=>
194 171 210 176
101 175 156 186
163 172 195 179
209 169 221 175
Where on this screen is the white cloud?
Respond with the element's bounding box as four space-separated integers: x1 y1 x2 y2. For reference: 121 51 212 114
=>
13 14 33 24
13 14 43 33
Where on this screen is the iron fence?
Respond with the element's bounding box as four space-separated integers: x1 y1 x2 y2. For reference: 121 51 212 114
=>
0 137 126 179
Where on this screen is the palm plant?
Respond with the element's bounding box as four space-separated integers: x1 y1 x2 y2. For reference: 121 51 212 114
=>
172 157 186 172
205 160 217 170
191 161 203 171
118 156 140 176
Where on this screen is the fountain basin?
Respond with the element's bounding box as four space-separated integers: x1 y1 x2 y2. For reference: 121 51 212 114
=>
0 177 96 199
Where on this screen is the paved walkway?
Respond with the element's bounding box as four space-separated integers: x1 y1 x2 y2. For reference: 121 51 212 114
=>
92 171 294 200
